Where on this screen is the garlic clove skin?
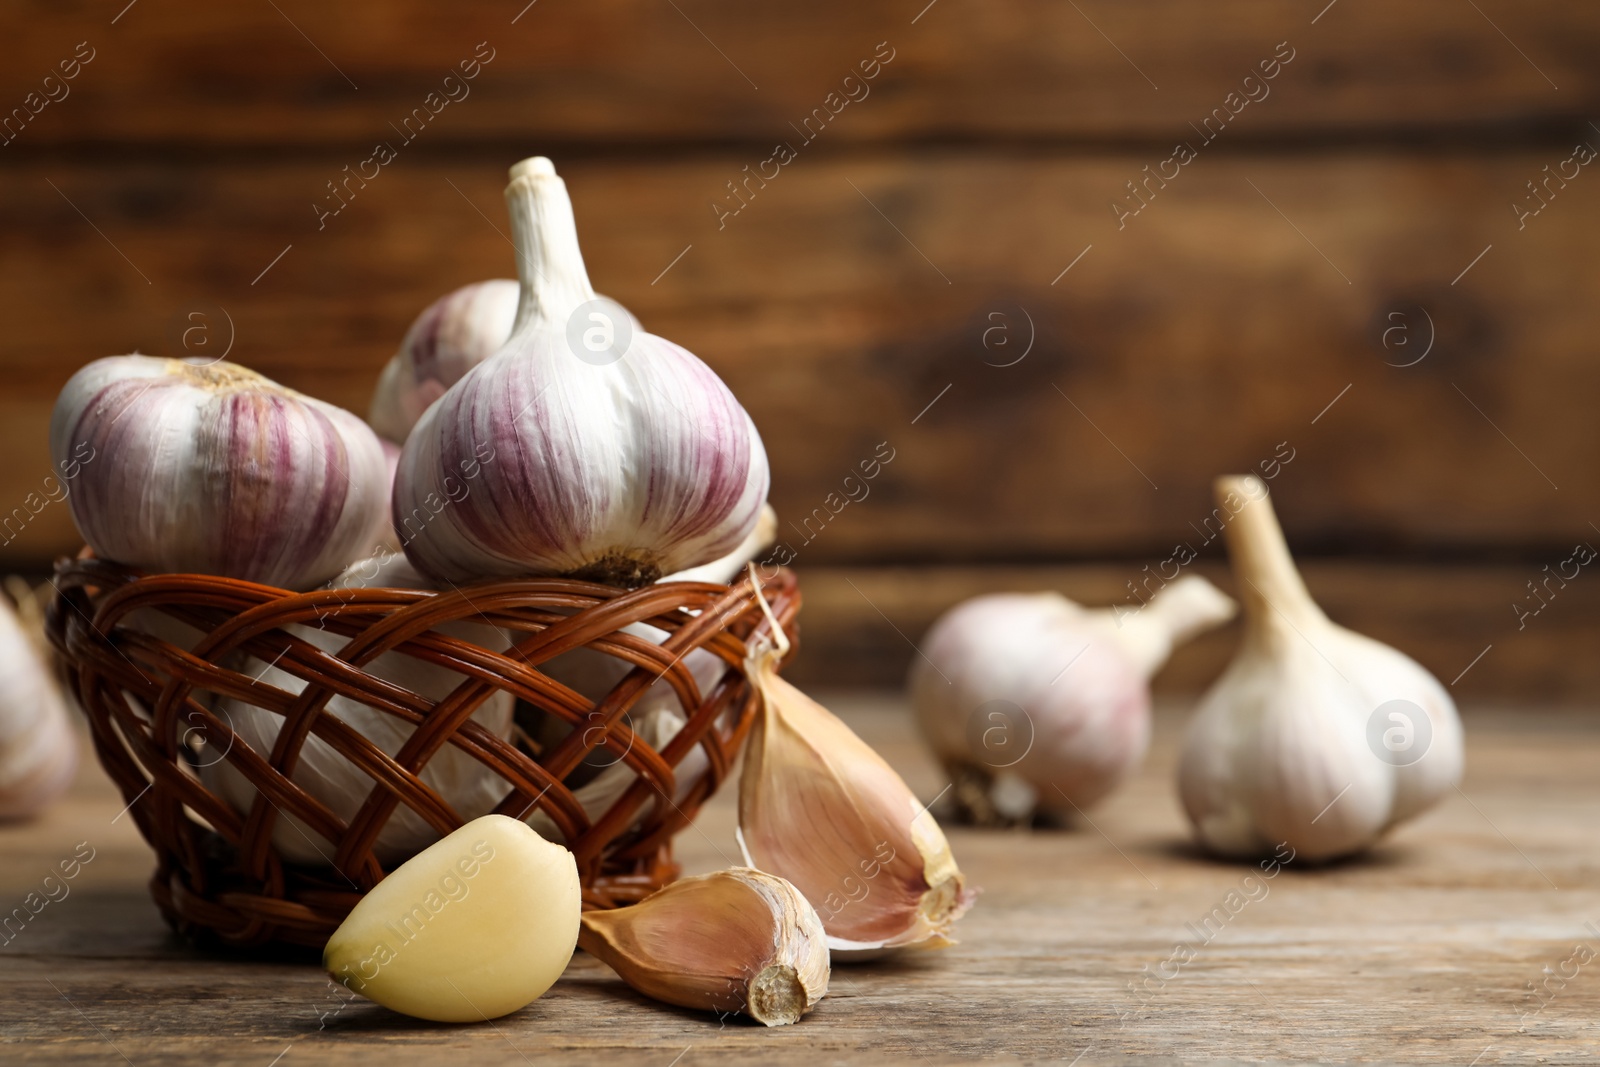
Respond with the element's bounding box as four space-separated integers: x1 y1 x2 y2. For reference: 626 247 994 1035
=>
369 280 521 445
1177 475 1464 862
0 593 78 820
910 576 1236 821
394 157 769 588
324 814 580 1023
203 551 514 866
580 867 828 1025
50 356 389 591
739 611 971 954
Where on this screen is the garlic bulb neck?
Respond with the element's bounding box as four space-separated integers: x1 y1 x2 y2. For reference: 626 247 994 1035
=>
1216 474 1324 635
1098 575 1237 678
505 156 597 333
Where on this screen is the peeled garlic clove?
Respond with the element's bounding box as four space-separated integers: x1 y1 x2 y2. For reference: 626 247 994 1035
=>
1178 475 1464 861
395 157 768 588
738 603 971 954
580 867 828 1025
910 576 1236 821
325 814 580 1022
50 356 389 591
203 551 514 865
0 593 77 820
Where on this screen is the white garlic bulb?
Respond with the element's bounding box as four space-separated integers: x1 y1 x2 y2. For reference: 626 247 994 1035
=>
50 356 389 591
394 156 768 588
203 552 514 865
0 592 78 820
522 504 779 836
911 576 1236 823
368 280 520 445
368 278 641 446
1178 475 1465 861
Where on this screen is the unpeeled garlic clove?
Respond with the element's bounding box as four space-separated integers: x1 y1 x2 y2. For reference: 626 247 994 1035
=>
324 814 580 1022
203 551 514 866
394 157 768 588
910 575 1235 823
738 590 972 954
579 867 828 1025
0 591 77 820
1178 475 1464 861
50 356 389 591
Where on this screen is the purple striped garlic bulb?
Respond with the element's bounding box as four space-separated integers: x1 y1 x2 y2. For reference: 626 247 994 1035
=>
49 356 390 590
394 157 768 588
368 279 643 446
368 280 519 444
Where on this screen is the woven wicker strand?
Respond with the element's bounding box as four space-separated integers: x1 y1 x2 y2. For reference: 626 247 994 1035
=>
47 556 798 950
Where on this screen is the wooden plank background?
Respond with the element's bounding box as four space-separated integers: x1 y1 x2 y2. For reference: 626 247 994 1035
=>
3 0 1598 695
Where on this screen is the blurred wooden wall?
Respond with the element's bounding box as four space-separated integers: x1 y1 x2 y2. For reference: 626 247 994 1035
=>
4 1 1599 696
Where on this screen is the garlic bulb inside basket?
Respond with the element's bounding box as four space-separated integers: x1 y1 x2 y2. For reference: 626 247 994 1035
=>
202 553 514 866
393 156 769 588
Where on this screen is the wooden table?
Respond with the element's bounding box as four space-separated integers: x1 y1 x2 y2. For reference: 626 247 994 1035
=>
4 695 1597 1065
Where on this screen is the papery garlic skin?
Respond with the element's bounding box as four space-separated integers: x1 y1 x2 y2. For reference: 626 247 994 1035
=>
579 867 829 1026
204 552 514 865
911 576 1235 821
50 356 389 591
0 595 78 820
369 280 521 445
395 157 768 588
1178 476 1464 862
325 815 580 1022
739 605 971 954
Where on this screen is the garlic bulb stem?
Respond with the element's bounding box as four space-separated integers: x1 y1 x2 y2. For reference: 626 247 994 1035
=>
506 157 594 332
1103 575 1238 678
1216 475 1323 632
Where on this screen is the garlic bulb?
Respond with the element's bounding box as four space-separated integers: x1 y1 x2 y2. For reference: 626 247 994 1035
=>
738 591 972 954
50 356 389 591
1178 475 1465 861
524 706 705 845
910 575 1236 824
369 278 641 446
394 156 768 588
204 552 514 865
0 592 78 820
325 814 580 1022
368 280 520 444
579 868 829 1025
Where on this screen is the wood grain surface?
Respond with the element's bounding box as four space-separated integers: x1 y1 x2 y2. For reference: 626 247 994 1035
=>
1 0 1594 145
3 695 1597 1065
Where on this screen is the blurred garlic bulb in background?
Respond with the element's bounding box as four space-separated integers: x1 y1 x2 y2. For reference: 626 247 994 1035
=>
738 592 971 955
373 439 403 554
910 576 1236 824
367 278 639 446
204 552 513 865
0 591 77 820
395 156 768 588
1178 475 1464 861
50 356 389 591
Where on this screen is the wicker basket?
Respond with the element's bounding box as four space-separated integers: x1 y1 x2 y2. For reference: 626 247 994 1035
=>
46 556 798 950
